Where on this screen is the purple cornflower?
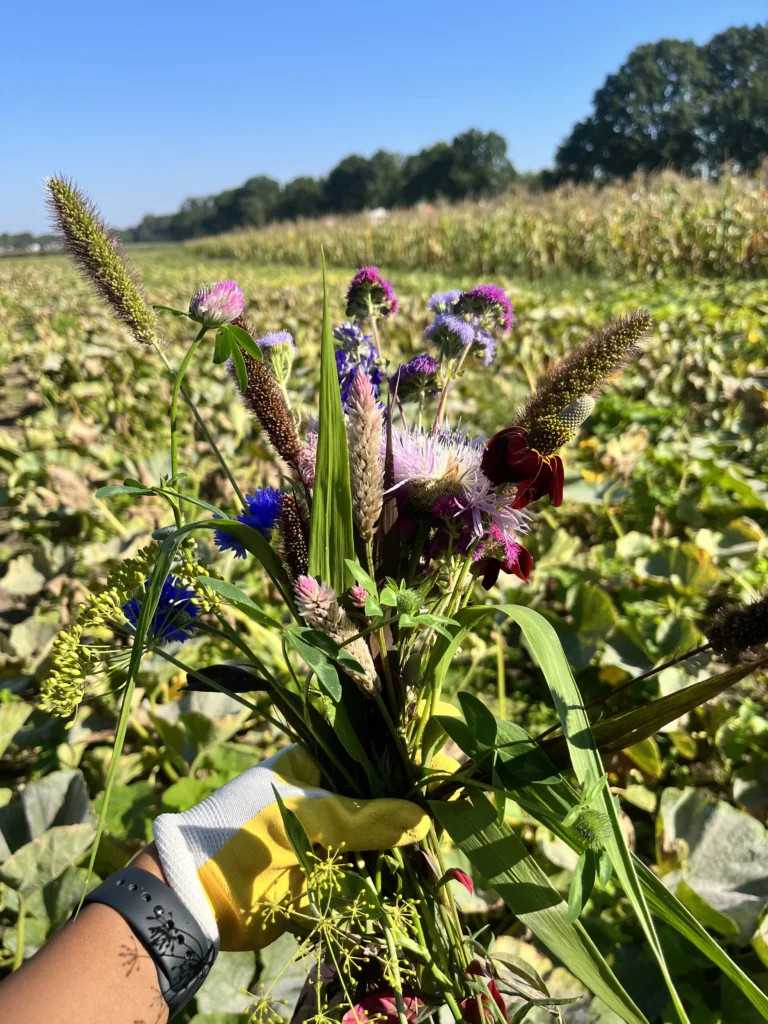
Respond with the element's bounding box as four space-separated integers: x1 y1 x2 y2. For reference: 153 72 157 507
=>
188 280 244 327
455 284 514 333
123 575 199 645
345 266 399 320
390 354 440 402
214 487 285 559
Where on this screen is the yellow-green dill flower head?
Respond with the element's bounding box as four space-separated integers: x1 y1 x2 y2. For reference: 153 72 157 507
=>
45 177 159 347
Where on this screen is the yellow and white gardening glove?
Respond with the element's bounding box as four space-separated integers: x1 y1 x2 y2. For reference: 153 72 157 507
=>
152 745 430 952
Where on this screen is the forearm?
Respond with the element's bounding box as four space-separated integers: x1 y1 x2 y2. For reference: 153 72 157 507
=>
0 846 169 1024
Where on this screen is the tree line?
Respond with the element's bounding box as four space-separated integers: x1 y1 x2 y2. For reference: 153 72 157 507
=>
123 130 516 242
551 23 768 182
5 21 765 249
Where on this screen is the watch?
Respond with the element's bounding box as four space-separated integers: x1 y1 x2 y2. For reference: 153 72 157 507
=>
83 865 216 1018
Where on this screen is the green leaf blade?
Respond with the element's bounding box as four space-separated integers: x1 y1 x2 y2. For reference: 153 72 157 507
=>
308 254 355 593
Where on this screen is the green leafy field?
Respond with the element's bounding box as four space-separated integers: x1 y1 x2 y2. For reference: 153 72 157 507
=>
2 245 768 1021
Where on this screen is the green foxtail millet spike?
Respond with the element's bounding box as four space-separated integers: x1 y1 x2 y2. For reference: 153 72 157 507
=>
45 177 159 347
518 310 652 431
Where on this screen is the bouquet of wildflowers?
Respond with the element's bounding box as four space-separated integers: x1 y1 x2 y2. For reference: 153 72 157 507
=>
38 179 768 1024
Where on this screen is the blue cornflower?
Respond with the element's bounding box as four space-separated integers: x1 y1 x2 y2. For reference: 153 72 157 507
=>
214 487 285 559
123 575 199 645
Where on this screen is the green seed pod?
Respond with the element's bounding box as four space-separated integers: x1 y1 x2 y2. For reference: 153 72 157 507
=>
571 809 612 851
45 178 159 347
556 394 596 431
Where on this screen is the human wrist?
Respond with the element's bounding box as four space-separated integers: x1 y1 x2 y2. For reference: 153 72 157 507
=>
131 842 167 883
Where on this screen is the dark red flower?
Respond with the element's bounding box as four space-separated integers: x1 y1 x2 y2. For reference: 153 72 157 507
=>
481 426 564 509
440 867 474 895
461 962 506 1024
343 990 423 1024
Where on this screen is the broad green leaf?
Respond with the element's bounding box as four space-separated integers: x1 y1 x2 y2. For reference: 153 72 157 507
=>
22 769 95 839
461 605 689 1023
195 950 256 1014
431 793 647 1024
0 703 32 758
344 559 377 594
285 628 342 701
542 655 768 766
567 851 596 922
0 824 95 897
213 328 233 364
230 339 248 390
229 324 263 361
272 787 314 879
487 724 768 1020
199 576 282 629
94 484 153 498
458 692 498 747
308 255 355 593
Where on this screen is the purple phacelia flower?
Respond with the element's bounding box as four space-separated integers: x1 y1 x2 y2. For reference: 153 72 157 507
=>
390 354 440 402
428 291 462 314
258 329 295 353
455 284 514 333
425 312 476 352
258 330 295 387
473 329 496 366
188 280 244 327
345 266 399 320
214 486 285 559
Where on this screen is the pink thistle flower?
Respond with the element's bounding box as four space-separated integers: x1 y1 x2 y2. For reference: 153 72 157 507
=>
189 280 244 327
389 425 530 538
456 284 514 333
346 266 399 320
349 584 369 608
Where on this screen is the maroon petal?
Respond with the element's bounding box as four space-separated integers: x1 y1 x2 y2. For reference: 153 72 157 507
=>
549 455 565 506
440 867 474 895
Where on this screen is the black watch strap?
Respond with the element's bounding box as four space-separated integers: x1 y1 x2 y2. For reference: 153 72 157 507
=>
83 865 216 1018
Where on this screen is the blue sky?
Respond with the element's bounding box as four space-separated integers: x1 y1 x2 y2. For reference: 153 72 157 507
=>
3 0 765 234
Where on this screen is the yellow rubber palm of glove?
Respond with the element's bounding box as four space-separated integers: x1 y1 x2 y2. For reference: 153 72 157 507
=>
154 745 431 952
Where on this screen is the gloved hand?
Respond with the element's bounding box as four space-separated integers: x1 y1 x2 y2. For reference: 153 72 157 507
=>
152 745 430 952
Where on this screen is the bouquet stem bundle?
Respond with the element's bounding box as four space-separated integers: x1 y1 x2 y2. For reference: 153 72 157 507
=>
38 179 768 1024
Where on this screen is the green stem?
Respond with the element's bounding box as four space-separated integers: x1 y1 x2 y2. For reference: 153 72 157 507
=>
356 859 409 1024
170 328 208 520
152 338 246 509
495 630 506 720
432 344 471 432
